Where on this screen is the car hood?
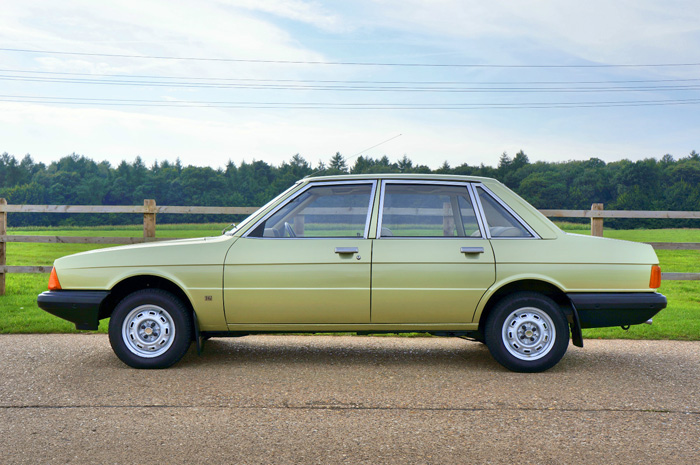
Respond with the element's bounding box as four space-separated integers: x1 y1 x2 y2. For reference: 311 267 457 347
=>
54 235 235 270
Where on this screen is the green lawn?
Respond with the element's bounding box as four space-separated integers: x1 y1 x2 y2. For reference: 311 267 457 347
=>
1 224 698 339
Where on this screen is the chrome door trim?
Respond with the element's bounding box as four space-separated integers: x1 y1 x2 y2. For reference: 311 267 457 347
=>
243 180 377 239
466 183 489 239
335 247 359 254
228 182 302 236
460 246 485 254
473 183 540 239
377 180 485 239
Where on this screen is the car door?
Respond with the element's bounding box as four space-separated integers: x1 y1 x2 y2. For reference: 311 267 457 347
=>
371 181 496 324
223 181 376 324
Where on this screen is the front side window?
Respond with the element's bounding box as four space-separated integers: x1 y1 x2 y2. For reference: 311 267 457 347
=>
380 183 481 238
476 186 533 238
248 183 374 238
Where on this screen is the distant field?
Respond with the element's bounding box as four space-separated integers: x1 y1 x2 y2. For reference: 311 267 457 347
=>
1 224 698 340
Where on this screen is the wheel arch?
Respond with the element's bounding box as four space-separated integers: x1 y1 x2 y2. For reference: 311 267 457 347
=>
476 279 572 335
99 275 195 323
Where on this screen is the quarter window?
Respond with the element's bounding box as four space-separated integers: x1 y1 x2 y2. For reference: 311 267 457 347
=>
380 184 481 237
248 183 374 238
475 186 533 238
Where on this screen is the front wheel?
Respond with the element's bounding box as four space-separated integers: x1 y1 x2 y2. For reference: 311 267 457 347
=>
108 289 193 369
484 292 569 372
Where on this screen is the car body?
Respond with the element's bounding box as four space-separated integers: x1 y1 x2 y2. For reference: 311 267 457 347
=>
37 174 666 372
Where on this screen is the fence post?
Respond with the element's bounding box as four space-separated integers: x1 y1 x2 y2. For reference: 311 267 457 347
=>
143 199 156 241
442 202 455 236
0 198 6 295
591 203 604 237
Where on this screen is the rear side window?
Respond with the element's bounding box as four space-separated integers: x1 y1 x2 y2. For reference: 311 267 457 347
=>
380 183 481 238
475 186 533 238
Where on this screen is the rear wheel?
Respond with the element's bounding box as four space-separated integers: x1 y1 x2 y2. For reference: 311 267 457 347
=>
485 292 569 372
108 289 192 369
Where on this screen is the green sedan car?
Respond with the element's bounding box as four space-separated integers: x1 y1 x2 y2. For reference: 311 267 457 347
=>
37 174 666 372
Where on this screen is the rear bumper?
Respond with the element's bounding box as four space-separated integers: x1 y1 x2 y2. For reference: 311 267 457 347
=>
37 290 110 330
567 292 667 328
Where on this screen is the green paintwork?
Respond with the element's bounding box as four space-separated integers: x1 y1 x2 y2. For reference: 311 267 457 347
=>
224 238 371 324
54 236 234 330
371 238 495 323
49 174 661 332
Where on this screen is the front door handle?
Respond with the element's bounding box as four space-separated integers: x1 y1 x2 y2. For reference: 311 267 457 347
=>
335 247 359 254
460 246 484 254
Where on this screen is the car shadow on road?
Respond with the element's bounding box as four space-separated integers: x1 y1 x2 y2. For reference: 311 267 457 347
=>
175 336 502 370
170 337 700 377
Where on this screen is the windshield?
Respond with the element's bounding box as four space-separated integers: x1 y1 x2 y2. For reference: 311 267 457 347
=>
223 182 302 236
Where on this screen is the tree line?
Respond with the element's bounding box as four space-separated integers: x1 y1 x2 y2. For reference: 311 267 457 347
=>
1 150 699 228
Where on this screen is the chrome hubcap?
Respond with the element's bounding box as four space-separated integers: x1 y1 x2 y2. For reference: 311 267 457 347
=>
122 305 175 358
502 307 556 361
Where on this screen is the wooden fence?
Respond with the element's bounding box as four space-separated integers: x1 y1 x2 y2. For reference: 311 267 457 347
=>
1 199 698 295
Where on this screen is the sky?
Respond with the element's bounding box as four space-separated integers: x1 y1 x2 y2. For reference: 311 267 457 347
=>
1 0 699 170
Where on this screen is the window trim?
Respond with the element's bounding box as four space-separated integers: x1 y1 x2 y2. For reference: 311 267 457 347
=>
466 183 489 238
377 180 487 239
227 181 301 236
243 180 378 240
473 183 540 240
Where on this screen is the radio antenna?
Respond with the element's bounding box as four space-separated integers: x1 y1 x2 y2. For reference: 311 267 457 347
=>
305 133 402 178
347 133 402 161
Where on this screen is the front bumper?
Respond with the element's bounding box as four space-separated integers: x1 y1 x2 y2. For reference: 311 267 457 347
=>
567 292 667 328
37 290 110 330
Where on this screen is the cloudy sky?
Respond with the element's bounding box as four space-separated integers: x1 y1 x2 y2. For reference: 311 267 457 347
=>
1 0 699 169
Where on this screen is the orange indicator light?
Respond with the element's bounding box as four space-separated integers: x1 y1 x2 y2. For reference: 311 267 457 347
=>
48 267 62 290
649 265 661 289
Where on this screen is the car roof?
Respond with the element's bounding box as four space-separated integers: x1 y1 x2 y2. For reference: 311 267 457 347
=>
301 173 496 184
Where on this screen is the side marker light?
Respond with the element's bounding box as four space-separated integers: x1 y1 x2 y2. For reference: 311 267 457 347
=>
48 267 62 290
649 265 661 289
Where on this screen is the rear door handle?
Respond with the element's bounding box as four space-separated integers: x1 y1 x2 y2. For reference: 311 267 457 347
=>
335 247 359 254
460 247 484 254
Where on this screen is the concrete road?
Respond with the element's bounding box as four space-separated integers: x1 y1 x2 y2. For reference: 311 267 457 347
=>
0 335 698 464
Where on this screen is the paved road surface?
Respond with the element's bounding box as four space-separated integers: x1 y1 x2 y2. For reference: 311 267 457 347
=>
0 335 698 464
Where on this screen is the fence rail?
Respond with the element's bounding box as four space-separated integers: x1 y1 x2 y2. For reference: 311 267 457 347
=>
0 204 259 215
1 199 698 295
0 235 172 244
539 209 700 219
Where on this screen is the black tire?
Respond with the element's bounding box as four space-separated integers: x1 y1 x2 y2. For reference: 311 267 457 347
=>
484 292 569 373
108 289 193 369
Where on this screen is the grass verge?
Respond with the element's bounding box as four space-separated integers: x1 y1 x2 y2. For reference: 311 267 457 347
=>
0 225 698 339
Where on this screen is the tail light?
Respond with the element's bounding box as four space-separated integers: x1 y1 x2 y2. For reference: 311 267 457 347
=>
649 265 661 289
